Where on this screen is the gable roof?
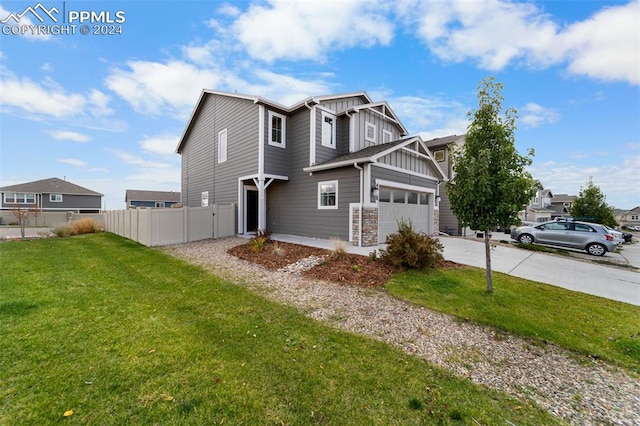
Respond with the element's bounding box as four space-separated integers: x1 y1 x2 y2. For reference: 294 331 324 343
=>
125 190 181 203
303 136 446 180
175 90 407 153
551 194 576 203
0 177 102 196
338 101 409 136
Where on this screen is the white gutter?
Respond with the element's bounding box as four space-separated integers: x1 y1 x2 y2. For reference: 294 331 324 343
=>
304 157 371 172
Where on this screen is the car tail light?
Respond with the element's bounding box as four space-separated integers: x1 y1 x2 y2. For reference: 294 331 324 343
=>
605 234 613 241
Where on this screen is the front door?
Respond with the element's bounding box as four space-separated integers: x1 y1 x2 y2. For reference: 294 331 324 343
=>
246 189 258 233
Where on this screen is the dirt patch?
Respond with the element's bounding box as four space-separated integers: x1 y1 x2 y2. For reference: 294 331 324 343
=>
228 240 328 270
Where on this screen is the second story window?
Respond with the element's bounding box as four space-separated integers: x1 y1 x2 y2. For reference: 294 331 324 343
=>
269 111 286 148
365 122 376 144
433 150 445 162
218 128 228 163
321 111 336 149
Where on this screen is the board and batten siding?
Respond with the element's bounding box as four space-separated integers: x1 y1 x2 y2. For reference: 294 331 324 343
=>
370 166 437 192
180 94 260 208
267 167 360 241
351 108 402 152
377 146 437 177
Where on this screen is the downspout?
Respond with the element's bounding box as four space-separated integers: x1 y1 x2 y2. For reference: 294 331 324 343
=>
354 162 363 247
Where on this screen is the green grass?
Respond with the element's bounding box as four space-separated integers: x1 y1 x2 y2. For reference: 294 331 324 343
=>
0 234 561 425
387 267 640 373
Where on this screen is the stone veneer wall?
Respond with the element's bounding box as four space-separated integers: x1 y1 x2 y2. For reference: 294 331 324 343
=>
351 206 379 247
433 208 439 236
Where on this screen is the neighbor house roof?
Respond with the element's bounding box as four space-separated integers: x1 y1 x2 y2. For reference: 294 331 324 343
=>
423 134 465 149
0 177 103 196
551 194 576 203
125 190 181 203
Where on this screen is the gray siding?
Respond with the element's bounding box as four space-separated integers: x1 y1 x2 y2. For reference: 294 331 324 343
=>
352 108 403 152
263 107 288 177
438 187 460 235
1 193 101 212
267 167 360 240
180 94 260 208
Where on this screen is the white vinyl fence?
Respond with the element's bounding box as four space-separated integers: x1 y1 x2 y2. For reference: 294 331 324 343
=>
104 205 235 247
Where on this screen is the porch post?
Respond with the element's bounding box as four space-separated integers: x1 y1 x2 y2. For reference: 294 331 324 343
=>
257 179 267 232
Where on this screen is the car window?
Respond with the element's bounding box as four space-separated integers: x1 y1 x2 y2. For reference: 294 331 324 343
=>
540 222 569 231
574 223 595 232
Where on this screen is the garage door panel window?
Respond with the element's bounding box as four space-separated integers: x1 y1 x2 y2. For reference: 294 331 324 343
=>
419 193 428 205
379 188 391 202
393 190 405 203
407 192 418 204
318 180 338 209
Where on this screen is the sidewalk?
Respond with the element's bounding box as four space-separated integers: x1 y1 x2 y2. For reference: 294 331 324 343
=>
271 233 640 306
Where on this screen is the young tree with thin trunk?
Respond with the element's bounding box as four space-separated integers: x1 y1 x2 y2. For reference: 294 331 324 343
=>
447 76 535 292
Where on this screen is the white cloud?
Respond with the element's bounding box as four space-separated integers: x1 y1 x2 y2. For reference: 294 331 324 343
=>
232 0 394 62
557 0 640 85
113 150 173 169
0 66 113 119
529 160 640 208
384 95 468 137
104 60 222 116
402 0 639 85
47 130 92 143
40 62 53 72
140 135 181 155
57 158 88 167
520 103 560 128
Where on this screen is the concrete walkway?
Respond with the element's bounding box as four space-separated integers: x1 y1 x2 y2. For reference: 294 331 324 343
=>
271 233 640 307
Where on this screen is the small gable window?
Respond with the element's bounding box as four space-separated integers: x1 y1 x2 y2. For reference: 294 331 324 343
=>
318 180 338 209
268 111 286 148
50 194 63 202
382 129 393 143
321 111 336 149
218 128 228 163
433 149 445 162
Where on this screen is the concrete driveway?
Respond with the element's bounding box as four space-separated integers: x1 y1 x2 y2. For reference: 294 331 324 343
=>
439 237 640 306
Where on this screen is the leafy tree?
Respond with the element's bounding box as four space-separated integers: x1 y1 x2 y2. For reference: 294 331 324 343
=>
570 178 617 227
447 76 535 292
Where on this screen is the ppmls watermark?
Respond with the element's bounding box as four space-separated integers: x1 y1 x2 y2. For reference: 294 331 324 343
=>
1 2 126 37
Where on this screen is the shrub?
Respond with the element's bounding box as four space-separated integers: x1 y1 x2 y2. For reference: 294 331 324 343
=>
329 237 347 259
249 229 270 253
379 220 443 269
271 241 285 257
53 218 103 237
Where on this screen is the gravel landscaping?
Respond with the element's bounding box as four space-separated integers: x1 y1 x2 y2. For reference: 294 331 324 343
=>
164 237 640 426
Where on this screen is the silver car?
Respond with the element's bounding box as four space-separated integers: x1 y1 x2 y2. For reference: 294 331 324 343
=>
510 219 617 256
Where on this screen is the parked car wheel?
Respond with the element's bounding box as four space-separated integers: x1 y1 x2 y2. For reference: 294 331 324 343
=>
518 233 534 244
586 243 607 256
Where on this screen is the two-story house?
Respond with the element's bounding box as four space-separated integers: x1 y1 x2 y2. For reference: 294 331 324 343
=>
176 91 446 246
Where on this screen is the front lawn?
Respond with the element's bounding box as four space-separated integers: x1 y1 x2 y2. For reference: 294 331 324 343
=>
0 234 560 425
387 267 640 373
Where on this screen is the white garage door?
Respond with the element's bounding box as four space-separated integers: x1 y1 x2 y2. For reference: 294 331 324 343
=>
378 187 431 243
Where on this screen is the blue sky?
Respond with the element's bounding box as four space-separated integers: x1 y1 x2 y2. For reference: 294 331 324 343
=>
1 0 638 210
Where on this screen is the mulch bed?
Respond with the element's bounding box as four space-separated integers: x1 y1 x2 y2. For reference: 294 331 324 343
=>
228 239 463 288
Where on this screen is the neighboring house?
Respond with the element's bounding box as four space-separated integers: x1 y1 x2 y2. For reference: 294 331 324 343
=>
176 90 446 246
0 177 102 213
125 189 181 209
423 134 465 235
549 193 576 218
520 182 556 222
615 206 640 227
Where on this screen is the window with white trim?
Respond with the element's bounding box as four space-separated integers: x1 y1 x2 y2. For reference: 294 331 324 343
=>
50 194 63 202
4 192 36 204
218 128 228 163
321 111 336 148
365 122 376 143
155 201 165 208
433 149 445 162
382 129 393 144
268 111 286 148
318 180 338 209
